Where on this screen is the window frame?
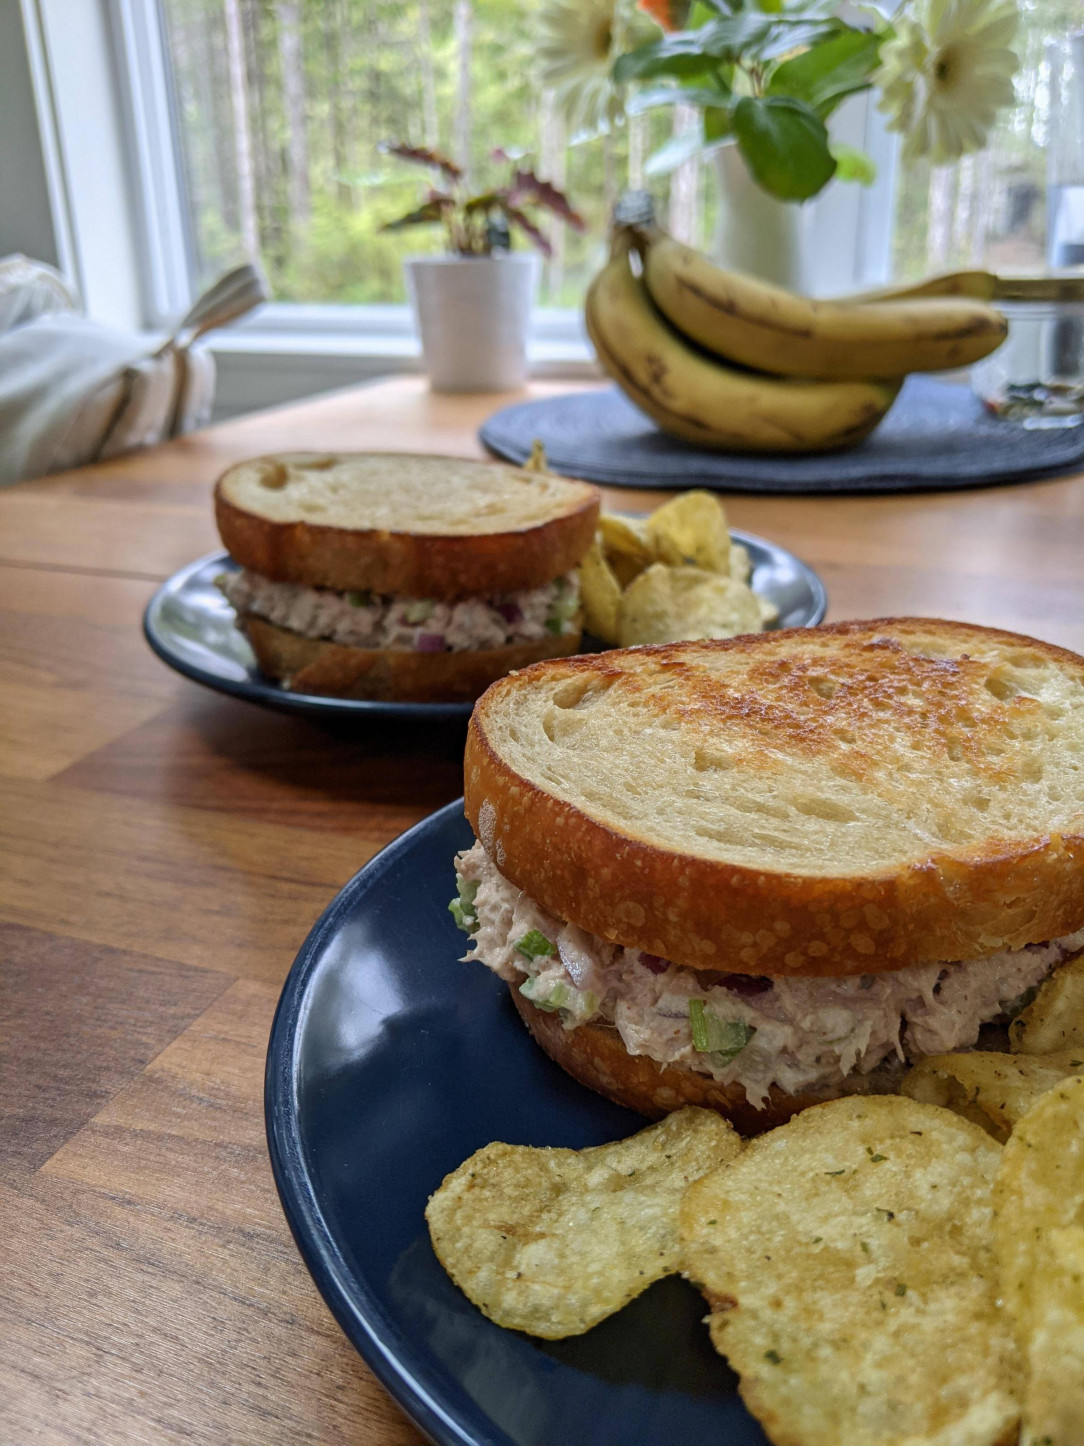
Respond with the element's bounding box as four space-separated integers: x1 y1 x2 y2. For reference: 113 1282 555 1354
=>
109 0 898 325
9 0 898 416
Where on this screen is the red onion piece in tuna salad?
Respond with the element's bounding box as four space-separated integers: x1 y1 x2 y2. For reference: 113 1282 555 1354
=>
497 601 522 624
638 953 668 975
415 632 447 653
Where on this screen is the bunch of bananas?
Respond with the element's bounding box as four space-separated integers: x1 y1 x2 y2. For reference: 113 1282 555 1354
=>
584 225 1010 454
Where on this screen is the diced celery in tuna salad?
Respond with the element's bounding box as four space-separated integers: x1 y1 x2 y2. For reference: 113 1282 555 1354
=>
452 840 1084 1108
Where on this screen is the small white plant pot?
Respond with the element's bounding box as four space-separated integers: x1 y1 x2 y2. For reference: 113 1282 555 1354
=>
405 252 538 393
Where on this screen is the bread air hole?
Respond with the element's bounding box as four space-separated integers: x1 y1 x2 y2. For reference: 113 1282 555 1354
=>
808 675 837 699
985 672 1018 702
257 461 289 489
552 678 609 710
793 796 858 823
694 748 734 772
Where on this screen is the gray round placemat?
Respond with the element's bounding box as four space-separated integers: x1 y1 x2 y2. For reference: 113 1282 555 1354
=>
480 375 1084 494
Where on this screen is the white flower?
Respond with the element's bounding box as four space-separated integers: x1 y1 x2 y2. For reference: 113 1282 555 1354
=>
536 0 621 132
876 0 1020 164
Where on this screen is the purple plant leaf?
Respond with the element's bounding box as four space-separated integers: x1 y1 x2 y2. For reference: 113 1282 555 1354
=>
378 199 449 232
379 141 463 182
509 170 587 231
499 201 553 256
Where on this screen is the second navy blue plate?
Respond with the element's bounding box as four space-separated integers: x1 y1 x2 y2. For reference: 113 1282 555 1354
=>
265 799 770 1446
143 541 825 725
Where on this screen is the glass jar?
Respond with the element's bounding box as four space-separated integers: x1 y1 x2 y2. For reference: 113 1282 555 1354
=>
971 301 1084 427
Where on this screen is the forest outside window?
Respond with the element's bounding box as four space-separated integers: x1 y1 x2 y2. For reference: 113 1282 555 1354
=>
154 0 1068 322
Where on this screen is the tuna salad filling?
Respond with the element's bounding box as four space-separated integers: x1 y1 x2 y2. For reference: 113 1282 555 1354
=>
217 569 580 652
452 840 1084 1107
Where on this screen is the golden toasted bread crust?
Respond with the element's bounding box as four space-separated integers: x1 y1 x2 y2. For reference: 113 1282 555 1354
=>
466 621 1084 976
510 988 901 1135
240 613 582 702
214 453 599 598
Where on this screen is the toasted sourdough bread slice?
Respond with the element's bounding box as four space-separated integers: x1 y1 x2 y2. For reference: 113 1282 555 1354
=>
240 613 583 702
510 988 903 1133
215 452 599 598
465 620 1084 977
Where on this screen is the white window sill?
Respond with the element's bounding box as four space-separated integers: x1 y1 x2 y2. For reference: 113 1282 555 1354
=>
193 321 598 421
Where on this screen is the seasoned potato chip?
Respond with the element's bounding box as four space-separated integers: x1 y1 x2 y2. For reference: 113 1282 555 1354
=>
425 1107 740 1339
598 513 654 588
578 536 623 643
617 564 763 647
995 1076 1084 1446
1022 1223 1084 1445
902 1049 1084 1142
523 438 549 473
756 594 779 627
681 1096 1020 1446
648 491 731 573
729 542 752 584
1010 950 1084 1054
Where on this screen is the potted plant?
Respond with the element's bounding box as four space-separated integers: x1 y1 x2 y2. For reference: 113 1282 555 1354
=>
380 146 586 392
621 0 1019 286
534 0 1020 287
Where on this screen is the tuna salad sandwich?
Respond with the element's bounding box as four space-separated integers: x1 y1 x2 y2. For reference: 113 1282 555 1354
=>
215 451 600 701
451 620 1084 1133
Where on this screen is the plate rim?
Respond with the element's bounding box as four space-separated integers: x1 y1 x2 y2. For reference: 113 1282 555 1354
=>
142 538 826 718
265 798 516 1446
142 552 477 721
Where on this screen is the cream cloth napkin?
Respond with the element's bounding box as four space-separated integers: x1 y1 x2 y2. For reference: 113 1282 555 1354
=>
0 260 266 485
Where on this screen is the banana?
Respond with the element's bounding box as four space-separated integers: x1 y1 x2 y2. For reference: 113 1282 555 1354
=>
639 228 1008 381
844 271 1084 305
842 271 998 304
586 241 900 453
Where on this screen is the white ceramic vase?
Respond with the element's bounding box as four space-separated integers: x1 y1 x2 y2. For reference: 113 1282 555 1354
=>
404 252 538 393
710 145 814 292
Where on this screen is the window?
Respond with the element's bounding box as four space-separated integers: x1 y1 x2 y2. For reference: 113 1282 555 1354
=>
893 0 1080 279
157 0 740 310
12 0 1069 413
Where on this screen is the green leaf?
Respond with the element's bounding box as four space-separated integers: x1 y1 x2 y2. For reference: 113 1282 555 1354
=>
378 199 450 232
614 35 725 83
626 83 731 115
732 95 837 201
767 29 882 118
615 13 789 81
831 142 876 184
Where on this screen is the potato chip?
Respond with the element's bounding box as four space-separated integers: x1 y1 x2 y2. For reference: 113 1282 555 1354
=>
648 491 732 573
425 1106 740 1339
598 513 655 588
901 1049 1084 1142
729 542 752 584
1022 1223 1084 1445
1010 950 1084 1054
757 594 779 627
616 563 763 647
995 1075 1084 1445
523 438 549 473
578 536 623 644
681 1096 1020 1446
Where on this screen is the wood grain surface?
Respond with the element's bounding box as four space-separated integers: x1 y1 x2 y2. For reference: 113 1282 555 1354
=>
4 374 1084 1444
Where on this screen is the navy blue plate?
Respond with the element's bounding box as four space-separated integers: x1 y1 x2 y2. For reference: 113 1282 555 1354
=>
143 553 475 722
265 799 770 1446
144 545 825 724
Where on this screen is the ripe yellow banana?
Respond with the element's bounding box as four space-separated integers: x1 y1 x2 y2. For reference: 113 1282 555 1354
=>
640 229 1008 381
844 271 1084 304
586 243 900 453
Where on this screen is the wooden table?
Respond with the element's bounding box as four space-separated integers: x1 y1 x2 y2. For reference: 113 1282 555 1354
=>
4 374 1084 1444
